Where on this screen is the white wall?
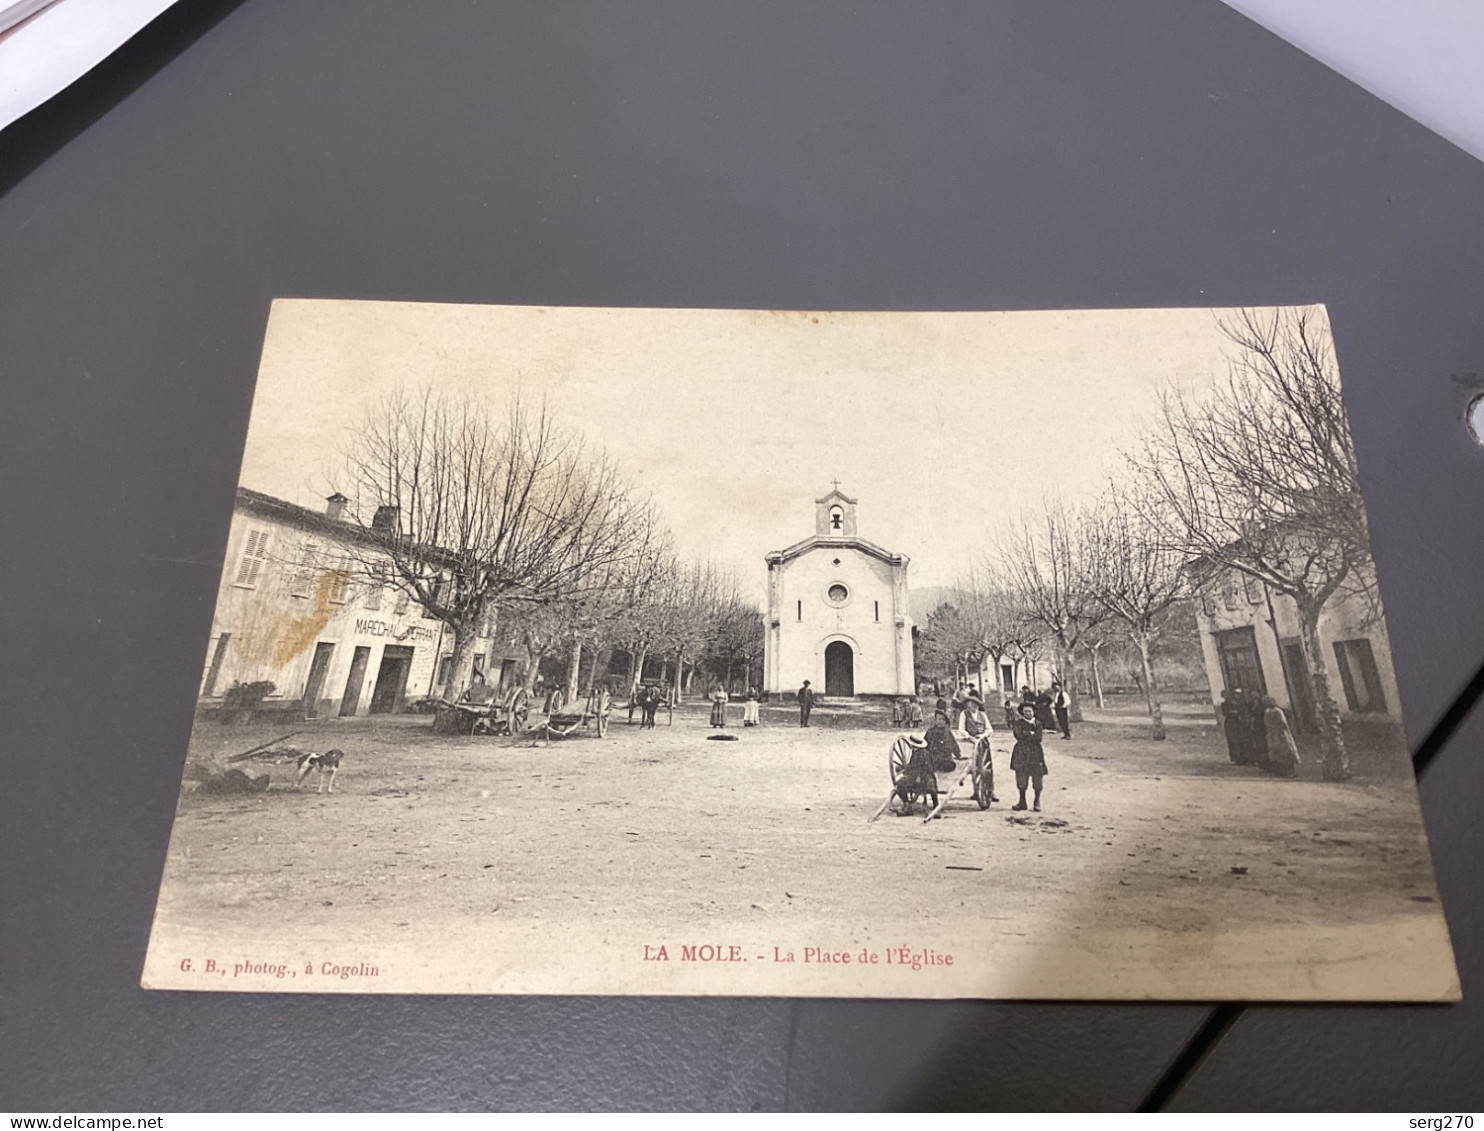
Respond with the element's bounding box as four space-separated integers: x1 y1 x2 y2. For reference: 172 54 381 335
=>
767 545 912 696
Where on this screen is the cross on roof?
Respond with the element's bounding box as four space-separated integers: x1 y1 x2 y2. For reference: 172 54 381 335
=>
831 478 841 491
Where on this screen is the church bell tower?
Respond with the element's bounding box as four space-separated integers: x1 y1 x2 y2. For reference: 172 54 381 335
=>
814 485 858 537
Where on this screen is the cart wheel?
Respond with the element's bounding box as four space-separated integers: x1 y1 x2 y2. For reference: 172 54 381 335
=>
509 687 530 733
889 744 909 785
974 771 993 810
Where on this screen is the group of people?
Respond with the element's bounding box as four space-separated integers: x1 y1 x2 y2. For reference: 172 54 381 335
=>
708 684 762 728
895 682 1052 813
1006 683 1072 740
1219 687 1301 778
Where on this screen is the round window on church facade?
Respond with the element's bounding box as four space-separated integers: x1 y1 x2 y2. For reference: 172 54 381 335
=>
827 583 849 604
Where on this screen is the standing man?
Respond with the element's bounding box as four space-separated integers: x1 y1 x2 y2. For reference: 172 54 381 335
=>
798 679 815 727
1051 681 1072 740
1221 688 1250 764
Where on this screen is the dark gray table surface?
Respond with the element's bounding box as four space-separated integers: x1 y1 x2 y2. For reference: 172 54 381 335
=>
1 0 1480 1111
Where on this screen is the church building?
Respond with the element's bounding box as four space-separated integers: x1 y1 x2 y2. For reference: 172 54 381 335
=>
763 487 915 699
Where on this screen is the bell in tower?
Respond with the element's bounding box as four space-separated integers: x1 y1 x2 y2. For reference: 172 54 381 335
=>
814 483 858 537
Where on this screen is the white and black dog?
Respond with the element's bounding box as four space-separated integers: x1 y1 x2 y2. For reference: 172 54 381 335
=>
293 748 347 793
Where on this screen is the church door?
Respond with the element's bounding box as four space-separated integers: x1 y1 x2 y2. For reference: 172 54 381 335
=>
824 641 855 697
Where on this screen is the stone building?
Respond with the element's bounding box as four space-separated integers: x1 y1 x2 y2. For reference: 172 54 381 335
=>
763 487 915 699
1194 564 1402 737
198 487 520 719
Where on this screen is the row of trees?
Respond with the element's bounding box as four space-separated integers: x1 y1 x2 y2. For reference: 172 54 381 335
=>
337 387 762 706
920 308 1369 781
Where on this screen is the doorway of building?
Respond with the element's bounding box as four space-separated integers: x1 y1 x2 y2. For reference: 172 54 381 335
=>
1214 626 1267 697
824 640 855 697
339 645 372 716
302 642 336 718
370 645 415 714
202 633 231 697
1280 639 1318 733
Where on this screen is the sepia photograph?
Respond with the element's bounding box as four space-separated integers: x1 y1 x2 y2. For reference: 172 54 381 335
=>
141 300 1458 1000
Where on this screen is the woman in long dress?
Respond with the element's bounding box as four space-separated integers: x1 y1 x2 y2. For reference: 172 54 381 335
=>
709 684 729 727
1262 696 1301 778
742 686 760 727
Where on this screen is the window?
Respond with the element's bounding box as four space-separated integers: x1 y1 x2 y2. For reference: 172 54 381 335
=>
423 576 444 618
1333 638 1387 714
394 590 411 615
1244 575 1264 605
232 529 271 588
1200 591 1217 617
1221 575 1239 611
364 562 388 611
829 505 843 531
290 542 319 598
327 553 353 604
874 600 880 622
827 583 849 604
796 599 802 622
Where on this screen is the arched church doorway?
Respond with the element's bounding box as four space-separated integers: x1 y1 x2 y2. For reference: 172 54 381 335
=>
824 640 855 697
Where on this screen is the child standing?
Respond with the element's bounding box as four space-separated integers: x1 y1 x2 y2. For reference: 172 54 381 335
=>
1010 702 1048 812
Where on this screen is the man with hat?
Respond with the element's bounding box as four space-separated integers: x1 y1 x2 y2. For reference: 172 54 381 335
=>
798 679 815 727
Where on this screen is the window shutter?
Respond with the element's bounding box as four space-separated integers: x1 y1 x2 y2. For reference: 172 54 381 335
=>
234 529 269 587
1332 641 1361 712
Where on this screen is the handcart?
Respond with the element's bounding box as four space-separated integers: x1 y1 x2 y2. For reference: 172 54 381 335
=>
870 731 998 823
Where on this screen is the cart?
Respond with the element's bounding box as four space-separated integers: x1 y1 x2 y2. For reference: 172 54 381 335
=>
624 688 674 727
433 685 531 736
541 686 613 740
870 731 998 823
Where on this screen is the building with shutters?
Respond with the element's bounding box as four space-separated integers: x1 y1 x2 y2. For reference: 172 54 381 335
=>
1193 562 1403 737
198 487 523 719
762 487 915 699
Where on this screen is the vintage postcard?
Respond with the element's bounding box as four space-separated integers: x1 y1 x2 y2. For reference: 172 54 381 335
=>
142 301 1458 999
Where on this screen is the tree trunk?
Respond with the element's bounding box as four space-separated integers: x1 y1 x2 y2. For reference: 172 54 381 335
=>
522 643 546 693
564 639 582 704
629 645 648 696
1135 634 1166 741
674 649 686 702
1299 605 1350 780
1089 646 1106 709
445 619 483 701
1060 644 1083 723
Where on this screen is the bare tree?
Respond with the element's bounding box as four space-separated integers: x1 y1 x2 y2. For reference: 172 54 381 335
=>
339 387 649 699
1132 306 1369 779
995 498 1106 721
1084 485 1187 739
958 564 1036 700
665 561 742 701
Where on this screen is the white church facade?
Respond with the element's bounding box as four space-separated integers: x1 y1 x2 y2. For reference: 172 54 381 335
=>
763 488 915 699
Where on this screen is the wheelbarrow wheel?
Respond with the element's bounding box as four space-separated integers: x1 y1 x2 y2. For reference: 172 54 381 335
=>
889 743 909 785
